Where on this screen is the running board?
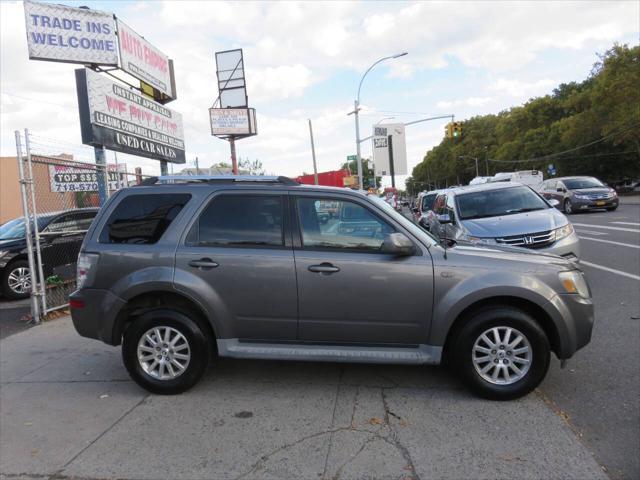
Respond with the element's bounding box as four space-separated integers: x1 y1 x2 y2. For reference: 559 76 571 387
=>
216 339 442 365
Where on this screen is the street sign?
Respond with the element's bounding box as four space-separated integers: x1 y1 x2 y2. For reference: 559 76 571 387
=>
209 108 257 136
372 124 407 176
23 0 118 66
75 68 185 163
347 155 357 161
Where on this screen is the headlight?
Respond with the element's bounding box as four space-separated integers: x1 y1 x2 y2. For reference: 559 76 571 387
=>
559 271 590 298
555 223 574 241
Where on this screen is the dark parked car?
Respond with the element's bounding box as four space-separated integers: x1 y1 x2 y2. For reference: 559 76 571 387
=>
0 208 98 299
538 176 618 214
70 176 593 400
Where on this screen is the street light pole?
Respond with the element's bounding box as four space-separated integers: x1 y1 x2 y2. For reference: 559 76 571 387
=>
351 52 407 190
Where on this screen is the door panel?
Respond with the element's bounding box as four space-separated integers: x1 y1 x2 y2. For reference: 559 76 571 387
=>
174 192 297 341
295 250 433 344
293 195 433 345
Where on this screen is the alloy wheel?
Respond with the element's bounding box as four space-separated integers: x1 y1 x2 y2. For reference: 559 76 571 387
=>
472 326 532 385
137 326 191 380
7 267 31 295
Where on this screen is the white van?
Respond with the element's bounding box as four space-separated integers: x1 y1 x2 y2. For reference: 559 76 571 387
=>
490 170 543 187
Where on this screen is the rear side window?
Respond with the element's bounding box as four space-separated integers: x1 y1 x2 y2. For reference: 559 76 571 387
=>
187 194 284 247
100 194 191 244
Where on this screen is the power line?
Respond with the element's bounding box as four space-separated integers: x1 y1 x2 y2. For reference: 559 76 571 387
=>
486 123 639 164
489 150 638 164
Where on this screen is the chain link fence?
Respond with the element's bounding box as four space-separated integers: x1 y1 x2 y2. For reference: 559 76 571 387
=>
10 129 150 320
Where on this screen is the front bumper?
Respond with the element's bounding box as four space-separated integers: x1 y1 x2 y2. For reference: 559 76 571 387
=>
70 288 125 345
572 197 618 210
544 292 595 359
537 232 581 260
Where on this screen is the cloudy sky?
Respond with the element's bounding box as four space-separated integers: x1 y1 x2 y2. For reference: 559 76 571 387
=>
1 0 638 186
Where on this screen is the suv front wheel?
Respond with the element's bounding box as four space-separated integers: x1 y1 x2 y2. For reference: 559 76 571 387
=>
451 306 550 400
122 309 210 394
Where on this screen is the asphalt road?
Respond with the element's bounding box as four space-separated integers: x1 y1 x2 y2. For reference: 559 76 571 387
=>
541 202 640 480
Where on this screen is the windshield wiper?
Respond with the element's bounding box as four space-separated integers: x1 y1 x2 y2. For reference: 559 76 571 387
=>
504 207 545 214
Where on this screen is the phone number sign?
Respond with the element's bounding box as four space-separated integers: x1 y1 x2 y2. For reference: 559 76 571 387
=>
49 165 119 192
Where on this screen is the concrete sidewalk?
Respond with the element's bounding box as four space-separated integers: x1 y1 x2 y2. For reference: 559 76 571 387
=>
1 317 607 480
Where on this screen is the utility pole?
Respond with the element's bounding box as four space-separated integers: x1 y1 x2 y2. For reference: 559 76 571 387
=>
308 119 319 185
195 156 200 175
484 146 489 176
230 138 238 174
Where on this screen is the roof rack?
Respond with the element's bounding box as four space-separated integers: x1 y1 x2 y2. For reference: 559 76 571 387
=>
138 175 299 186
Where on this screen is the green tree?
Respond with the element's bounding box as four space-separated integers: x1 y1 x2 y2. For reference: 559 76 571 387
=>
340 158 381 188
411 44 640 187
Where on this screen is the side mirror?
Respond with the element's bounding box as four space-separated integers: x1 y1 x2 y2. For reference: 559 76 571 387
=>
548 198 560 208
412 207 419 213
437 213 452 224
381 233 415 256
556 187 565 193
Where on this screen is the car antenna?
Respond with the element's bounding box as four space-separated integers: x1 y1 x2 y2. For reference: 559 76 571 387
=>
443 219 448 260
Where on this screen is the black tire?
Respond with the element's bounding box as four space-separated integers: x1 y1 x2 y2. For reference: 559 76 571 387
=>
450 305 550 400
563 199 573 214
122 308 210 394
1 259 31 300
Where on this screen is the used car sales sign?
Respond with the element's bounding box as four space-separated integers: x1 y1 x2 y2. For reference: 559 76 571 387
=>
24 0 118 65
75 68 185 163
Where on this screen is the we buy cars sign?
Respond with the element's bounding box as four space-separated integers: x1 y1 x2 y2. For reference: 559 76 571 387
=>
76 68 185 163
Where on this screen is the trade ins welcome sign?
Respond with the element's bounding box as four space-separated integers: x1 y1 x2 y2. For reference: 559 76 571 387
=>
75 68 185 164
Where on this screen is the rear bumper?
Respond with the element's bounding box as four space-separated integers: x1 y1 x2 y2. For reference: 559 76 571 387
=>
70 289 125 345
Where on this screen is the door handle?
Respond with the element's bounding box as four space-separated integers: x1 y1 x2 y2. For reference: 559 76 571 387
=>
188 258 219 269
308 263 340 274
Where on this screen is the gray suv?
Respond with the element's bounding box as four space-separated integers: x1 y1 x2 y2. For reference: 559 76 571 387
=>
538 176 618 214
70 176 594 400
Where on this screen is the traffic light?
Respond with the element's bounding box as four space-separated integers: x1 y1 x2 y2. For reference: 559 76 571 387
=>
452 122 462 139
445 122 453 138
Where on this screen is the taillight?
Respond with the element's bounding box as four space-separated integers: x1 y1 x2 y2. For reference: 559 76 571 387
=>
76 253 98 289
69 299 85 309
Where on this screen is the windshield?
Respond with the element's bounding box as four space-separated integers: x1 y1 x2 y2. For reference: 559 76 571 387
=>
421 193 437 211
564 178 605 189
368 195 438 245
456 186 549 220
0 217 27 240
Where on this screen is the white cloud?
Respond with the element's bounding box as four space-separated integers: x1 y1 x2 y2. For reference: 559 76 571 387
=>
1 0 638 181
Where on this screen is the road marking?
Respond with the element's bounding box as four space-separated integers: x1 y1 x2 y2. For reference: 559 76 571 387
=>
575 229 608 236
580 261 640 281
611 221 640 226
572 223 640 233
578 236 640 249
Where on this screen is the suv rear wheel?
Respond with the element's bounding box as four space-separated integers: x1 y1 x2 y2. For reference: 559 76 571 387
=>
122 309 210 394
451 306 550 400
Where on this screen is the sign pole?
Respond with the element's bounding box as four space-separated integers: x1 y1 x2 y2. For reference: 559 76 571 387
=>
160 160 168 176
94 145 108 206
230 137 238 175
388 134 396 189
308 119 318 185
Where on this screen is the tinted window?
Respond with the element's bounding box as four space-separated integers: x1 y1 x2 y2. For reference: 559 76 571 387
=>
564 178 605 190
456 186 548 220
101 194 190 244
189 195 283 247
297 197 394 251
46 211 96 233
